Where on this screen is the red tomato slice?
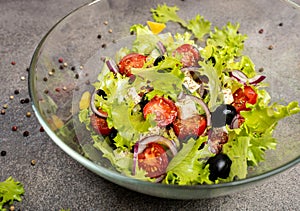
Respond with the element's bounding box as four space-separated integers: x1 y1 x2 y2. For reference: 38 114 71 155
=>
90 112 112 136
173 115 207 140
143 96 178 127
118 53 147 76
172 44 200 67
231 86 258 113
138 142 169 178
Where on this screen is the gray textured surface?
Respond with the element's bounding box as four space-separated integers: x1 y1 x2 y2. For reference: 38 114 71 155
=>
0 0 299 210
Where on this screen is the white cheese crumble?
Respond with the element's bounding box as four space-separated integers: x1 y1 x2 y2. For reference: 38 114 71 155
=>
222 88 234 104
183 72 201 93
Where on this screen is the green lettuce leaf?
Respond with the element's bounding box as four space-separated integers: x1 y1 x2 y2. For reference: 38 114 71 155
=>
164 137 214 185
187 14 211 41
151 4 186 26
0 177 24 210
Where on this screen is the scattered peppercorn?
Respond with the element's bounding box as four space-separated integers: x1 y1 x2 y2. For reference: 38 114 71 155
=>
31 159 36 166
1 109 5 115
59 65 64 70
58 57 64 63
62 86 67 91
97 34 102 39
279 22 283 27
74 73 79 79
104 21 108 25
26 67 30 72
63 62 68 67
44 89 49 94
11 61 16 65
14 90 20 95
23 131 29 137
26 112 31 118
108 29 113 33
12 126 18 131
258 29 264 34
101 43 107 48
20 76 26 81
43 77 48 81
258 67 264 72
71 66 76 71
268 45 274 50
9 205 15 211
3 104 8 109
10 95 14 100
1 151 6 156
24 98 30 103
39 126 45 132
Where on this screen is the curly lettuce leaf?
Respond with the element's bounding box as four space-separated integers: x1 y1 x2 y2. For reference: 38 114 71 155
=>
0 177 24 210
130 24 159 54
164 137 214 185
151 4 211 41
187 14 211 41
151 4 186 26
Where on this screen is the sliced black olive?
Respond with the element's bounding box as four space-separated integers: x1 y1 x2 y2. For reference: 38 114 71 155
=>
97 89 107 100
153 55 165 66
206 153 232 181
211 104 237 127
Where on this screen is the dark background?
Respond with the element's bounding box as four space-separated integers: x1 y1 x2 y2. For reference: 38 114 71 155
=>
0 0 299 210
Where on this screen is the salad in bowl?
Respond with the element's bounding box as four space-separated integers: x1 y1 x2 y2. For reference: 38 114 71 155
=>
78 4 300 185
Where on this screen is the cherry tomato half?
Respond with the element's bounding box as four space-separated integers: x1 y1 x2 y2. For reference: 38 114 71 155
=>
138 142 169 178
90 112 112 136
173 115 207 141
231 86 258 113
118 53 147 76
143 96 178 127
172 44 200 67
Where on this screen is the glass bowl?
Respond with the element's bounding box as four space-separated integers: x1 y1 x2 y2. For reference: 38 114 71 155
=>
29 0 300 199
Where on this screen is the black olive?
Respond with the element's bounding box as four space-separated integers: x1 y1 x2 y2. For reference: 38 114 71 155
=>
97 89 107 100
153 55 165 66
139 94 149 111
108 128 118 141
211 104 237 127
206 153 232 181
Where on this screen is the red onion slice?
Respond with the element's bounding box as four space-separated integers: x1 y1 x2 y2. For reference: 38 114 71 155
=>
230 70 265 85
230 114 243 129
105 59 119 74
248 75 266 85
156 41 167 55
132 142 139 176
179 93 212 127
90 89 108 118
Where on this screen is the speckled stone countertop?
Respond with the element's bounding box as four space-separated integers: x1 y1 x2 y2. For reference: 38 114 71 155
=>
0 0 299 210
